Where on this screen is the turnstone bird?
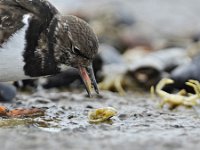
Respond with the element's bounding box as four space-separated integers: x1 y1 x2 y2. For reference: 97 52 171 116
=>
0 0 99 97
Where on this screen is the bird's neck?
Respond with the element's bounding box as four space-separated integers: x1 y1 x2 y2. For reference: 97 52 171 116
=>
23 16 61 78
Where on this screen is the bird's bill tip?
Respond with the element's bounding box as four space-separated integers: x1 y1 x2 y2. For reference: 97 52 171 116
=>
78 66 92 97
86 65 99 94
78 65 99 97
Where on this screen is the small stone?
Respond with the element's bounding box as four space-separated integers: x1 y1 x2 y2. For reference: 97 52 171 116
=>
0 83 17 102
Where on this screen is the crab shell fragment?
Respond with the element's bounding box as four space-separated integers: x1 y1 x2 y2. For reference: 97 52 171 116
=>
88 107 117 123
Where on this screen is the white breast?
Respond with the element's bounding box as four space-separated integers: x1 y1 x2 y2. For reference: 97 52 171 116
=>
0 14 31 82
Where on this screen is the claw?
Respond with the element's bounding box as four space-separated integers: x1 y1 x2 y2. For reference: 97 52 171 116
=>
155 78 174 98
154 78 200 109
186 80 200 97
155 78 174 92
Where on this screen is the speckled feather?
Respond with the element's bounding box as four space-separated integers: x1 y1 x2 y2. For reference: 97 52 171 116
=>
0 5 25 45
0 0 99 81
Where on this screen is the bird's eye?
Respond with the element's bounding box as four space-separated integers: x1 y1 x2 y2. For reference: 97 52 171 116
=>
71 45 90 59
72 46 81 55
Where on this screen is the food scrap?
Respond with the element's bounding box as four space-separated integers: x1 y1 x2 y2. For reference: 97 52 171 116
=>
153 78 200 109
0 106 46 118
88 107 117 123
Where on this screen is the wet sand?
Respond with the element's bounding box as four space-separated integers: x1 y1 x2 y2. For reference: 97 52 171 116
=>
0 90 200 150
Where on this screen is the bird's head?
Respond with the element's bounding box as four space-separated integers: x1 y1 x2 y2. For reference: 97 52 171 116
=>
52 15 99 97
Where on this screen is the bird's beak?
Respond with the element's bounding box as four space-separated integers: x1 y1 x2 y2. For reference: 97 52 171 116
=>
78 64 99 97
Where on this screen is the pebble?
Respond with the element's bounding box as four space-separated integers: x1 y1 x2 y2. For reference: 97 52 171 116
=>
0 83 17 102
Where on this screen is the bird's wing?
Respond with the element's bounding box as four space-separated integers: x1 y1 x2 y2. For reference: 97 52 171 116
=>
0 0 59 20
0 5 25 45
0 0 59 45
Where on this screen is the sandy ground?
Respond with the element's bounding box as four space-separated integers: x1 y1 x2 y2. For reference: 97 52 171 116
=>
0 90 200 150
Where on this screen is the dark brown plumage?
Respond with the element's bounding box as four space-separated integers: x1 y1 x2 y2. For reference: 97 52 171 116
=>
0 0 99 96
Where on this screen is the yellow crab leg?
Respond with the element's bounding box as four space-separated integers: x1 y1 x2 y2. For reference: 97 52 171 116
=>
150 86 155 99
186 81 200 98
114 76 126 96
189 80 200 97
177 89 187 96
155 78 174 97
